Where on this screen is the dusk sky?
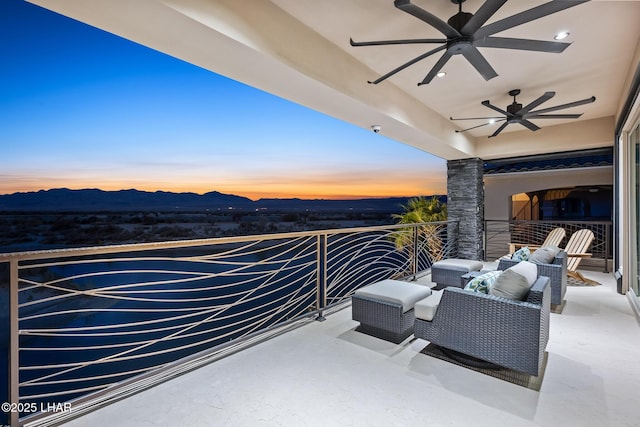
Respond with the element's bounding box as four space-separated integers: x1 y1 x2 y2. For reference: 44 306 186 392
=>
1 0 447 200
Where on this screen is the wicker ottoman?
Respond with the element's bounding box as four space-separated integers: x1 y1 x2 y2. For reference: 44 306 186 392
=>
352 279 432 343
431 259 483 289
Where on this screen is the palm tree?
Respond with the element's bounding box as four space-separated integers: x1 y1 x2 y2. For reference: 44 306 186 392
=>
392 196 447 275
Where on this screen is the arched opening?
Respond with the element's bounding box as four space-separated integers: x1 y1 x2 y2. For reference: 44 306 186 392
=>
511 186 612 221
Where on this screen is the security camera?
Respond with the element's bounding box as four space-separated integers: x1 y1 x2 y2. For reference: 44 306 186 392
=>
371 125 381 133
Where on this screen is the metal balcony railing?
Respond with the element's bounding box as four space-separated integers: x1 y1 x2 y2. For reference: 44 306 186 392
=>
0 220 458 426
484 220 612 271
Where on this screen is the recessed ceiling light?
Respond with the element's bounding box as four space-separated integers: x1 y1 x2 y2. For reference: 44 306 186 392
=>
436 71 446 78
554 31 570 40
488 119 496 124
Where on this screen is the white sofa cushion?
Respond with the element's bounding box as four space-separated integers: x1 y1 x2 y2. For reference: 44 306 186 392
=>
354 280 432 313
414 290 443 321
432 258 483 272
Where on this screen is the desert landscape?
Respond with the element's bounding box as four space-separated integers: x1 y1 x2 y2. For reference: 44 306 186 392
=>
0 210 398 253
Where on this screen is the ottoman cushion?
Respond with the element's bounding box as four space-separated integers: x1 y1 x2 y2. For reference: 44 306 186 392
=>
432 258 483 272
414 290 443 321
354 280 432 313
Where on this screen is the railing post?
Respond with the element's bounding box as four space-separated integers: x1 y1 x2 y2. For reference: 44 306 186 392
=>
412 225 419 280
604 223 610 273
315 234 327 321
9 259 19 427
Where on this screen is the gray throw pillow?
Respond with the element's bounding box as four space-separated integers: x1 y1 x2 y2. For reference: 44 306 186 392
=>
529 245 557 264
547 245 561 256
489 269 531 300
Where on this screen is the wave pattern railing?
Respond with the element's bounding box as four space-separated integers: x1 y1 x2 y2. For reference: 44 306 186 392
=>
323 222 457 305
1 220 457 426
484 220 612 270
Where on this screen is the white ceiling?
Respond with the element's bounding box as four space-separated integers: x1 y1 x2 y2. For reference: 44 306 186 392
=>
279 0 633 129
31 0 640 160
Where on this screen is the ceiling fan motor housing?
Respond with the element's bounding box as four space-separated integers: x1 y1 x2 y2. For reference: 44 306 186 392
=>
507 102 523 115
446 38 473 54
447 11 473 32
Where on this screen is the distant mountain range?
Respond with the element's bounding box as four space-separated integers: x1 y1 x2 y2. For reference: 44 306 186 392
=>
0 188 445 212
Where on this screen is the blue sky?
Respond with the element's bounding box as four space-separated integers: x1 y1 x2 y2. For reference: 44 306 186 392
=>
0 0 446 200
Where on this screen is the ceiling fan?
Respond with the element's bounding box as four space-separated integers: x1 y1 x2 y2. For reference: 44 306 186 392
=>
350 0 589 85
450 89 596 137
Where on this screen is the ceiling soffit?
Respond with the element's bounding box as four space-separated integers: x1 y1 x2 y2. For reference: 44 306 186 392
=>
30 0 640 161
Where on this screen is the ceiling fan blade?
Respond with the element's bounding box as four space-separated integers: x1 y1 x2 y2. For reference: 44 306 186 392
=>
450 116 504 121
418 51 453 85
519 120 541 132
531 96 596 114
461 0 507 35
481 100 510 116
368 45 447 84
527 113 583 119
454 119 506 133
461 46 498 81
519 91 555 115
475 37 570 53
475 1 589 39
394 0 460 38
350 37 447 47
489 122 510 138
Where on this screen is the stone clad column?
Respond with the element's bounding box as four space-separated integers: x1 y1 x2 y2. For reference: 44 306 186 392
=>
447 158 484 260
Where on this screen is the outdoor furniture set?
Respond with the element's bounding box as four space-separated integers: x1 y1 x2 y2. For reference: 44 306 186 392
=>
351 228 592 376
352 261 550 376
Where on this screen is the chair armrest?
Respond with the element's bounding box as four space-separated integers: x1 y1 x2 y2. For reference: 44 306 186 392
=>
508 243 542 253
524 276 550 305
552 251 567 266
440 277 548 315
499 252 566 268
497 258 517 270
566 252 592 258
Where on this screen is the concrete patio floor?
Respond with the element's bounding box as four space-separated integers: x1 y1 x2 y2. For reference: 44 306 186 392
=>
60 267 640 427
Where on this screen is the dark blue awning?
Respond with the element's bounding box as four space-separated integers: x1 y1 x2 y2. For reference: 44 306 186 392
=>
483 148 613 175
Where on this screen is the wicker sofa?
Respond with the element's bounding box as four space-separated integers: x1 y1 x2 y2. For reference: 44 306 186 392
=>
498 251 567 307
414 275 550 376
